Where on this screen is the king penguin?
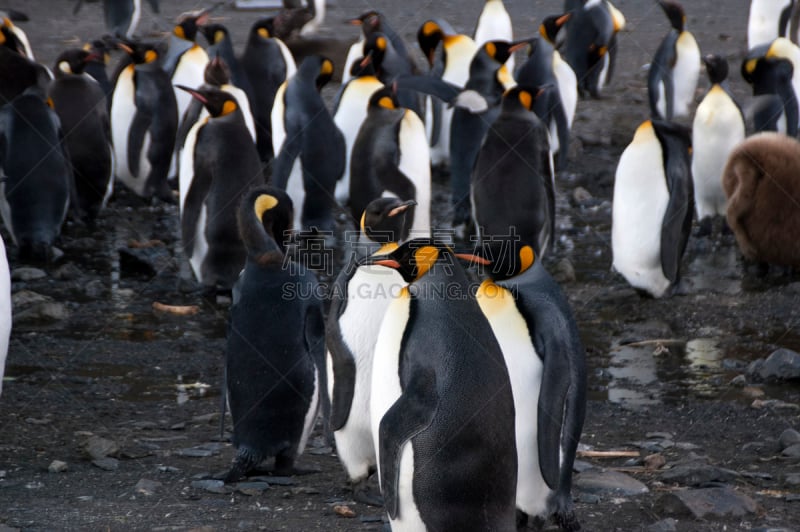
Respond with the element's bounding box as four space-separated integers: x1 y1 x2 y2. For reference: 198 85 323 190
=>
743 37 800 133
612 119 693 298
163 11 210 136
177 86 264 294
343 11 415 84
349 87 431 239
200 23 253 103
472 87 555 257
332 56 384 204
743 53 797 136
691 55 745 235
474 0 515 72
0 11 33 59
326 197 416 505
648 1 701 121
48 49 114 223
109 41 177 201
748 0 794 49
473 238 586 531
0 87 70 262
0 233 8 396
562 0 619 97
539 14 578 137
365 239 518 531
271 55 344 234
224 185 326 482
0 24 49 105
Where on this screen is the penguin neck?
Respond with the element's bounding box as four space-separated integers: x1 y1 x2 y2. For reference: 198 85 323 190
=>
241 216 285 265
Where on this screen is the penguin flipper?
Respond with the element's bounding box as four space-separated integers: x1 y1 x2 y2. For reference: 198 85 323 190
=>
647 33 677 120
657 123 693 285
327 271 358 431
272 127 302 190
181 134 213 260
304 297 329 431
378 366 438 519
395 75 462 105
176 99 203 155
541 146 556 256
429 97 443 146
127 111 151 179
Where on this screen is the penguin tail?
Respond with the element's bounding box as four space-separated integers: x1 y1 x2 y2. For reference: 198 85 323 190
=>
224 446 263 484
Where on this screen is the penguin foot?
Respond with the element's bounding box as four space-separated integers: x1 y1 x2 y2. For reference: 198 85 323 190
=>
554 510 581 531
224 447 263 483
515 509 529 529
352 480 383 507
695 217 713 237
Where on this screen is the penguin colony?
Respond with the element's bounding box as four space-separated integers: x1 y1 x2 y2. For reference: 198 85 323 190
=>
1 0 800 530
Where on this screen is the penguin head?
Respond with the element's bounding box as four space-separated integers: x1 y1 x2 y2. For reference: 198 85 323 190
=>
477 239 537 281
173 10 210 42
501 86 540 112
0 24 22 54
176 85 240 118
360 198 417 245
658 1 686 32
204 53 231 86
54 49 95 76
367 85 401 111
83 38 113 65
117 40 161 65
368 239 489 283
238 186 294 257
200 23 229 46
702 54 728 85
482 40 513 66
362 33 390 71
350 10 383 35
349 55 378 78
418 19 446 67
250 17 278 41
539 13 571 44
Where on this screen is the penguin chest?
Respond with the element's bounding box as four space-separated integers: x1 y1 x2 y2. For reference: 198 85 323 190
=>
612 126 671 296
476 281 550 516
397 111 431 238
111 66 149 194
179 120 209 283
748 0 790 47
672 32 701 118
0 235 10 395
172 46 209 118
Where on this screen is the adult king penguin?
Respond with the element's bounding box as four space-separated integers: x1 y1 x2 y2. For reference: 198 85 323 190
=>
366 239 518 531
539 14 578 139
472 87 555 257
349 87 431 239
612 120 693 298
648 1 701 121
474 0 515 72
110 41 177 201
326 197 416 505
562 0 621 97
343 11 415 84
0 88 70 262
271 55 344 234
691 55 745 235
224 186 326 482
177 86 263 294
743 37 800 134
163 11 210 134
48 49 114 223
0 233 10 396
474 239 586 531
200 23 253 104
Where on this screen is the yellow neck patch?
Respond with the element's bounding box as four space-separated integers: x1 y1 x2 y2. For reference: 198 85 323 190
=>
220 100 237 116
58 61 71 74
744 58 758 74
174 25 185 40
376 36 387 51
518 90 532 110
144 50 158 63
258 27 270 39
413 246 439 279
378 96 395 109
214 30 225 44
321 59 334 76
254 194 278 220
539 25 548 40
46 97 55 109
375 242 399 255
485 41 497 58
0 31 6 45
422 21 439 36
519 245 535 273
497 65 514 88
360 211 366 233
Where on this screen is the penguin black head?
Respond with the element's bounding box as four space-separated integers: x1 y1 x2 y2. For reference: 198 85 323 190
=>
539 13 571 44
0 24 22 54
117 40 160 65
83 37 113 65
362 32 390 71
204 53 231 86
349 55 378 78
501 86 539 112
200 23 229 46
658 1 686 32
703 54 729 85
173 10 210 42
367 239 488 283
250 17 277 40
417 19 448 67
315 56 335 90
238 186 294 257
176 85 239 118
350 10 383 34
360 198 417 244
367 85 400 110
53 49 95 76
477 239 537 281
482 40 513 66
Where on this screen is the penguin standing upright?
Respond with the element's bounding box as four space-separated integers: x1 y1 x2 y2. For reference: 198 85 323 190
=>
0 25 50 105
101 0 159 38
332 56 384 203
473 239 586 531
177 86 264 293
743 37 800 133
343 11 415 84
110 41 177 201
163 11 210 129
472 87 555 257
474 0 514 71
539 14 578 134
326 197 416 505
0 233 10 396
224 186 326 482
362 32 421 118
748 0 794 49
562 0 618 97
201 23 253 102
366 240 518 531
271 55 344 233
691 55 745 234
241 17 297 165
349 87 431 238
648 1 701 120
0 88 71 262
612 120 693 298
48 49 114 223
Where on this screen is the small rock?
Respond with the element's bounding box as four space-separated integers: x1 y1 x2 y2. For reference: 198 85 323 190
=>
11 267 46 281
747 349 800 381
11 290 50 307
334 505 357 518
53 263 81 280
14 302 70 322
729 375 747 387
308 446 333 455
779 428 800 450
572 186 593 204
235 481 269 493
135 478 162 496
157 466 179 474
191 479 231 494
743 386 765 398
25 416 52 425
250 475 295 486
552 258 576 284
360 515 384 523
191 413 220 424
84 280 106 298
131 421 159 430
785 473 800 486
751 399 799 410
644 454 666 470
647 518 678 532
48 460 68 473
656 486 759 518
646 432 674 440
575 469 649 496
573 460 595 473
781 443 800 458
92 457 119 471
675 442 701 451
84 436 119 460
660 461 739 486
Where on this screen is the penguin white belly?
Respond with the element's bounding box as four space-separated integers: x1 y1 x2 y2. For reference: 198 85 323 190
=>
598 52 610 92
474 1 515 72
656 81 667 120
549 119 560 155
189 204 209 283
553 53 577 130
297 366 320 455
276 39 298 79
0 234 10 396
748 0 789 48
672 32 700 118
333 78 383 203
270 83 304 230
477 282 550 517
103 147 115 209
341 37 365 85
691 87 746 220
397 110 431 238
221 84 257 142
111 67 144 194
612 125 671 297
171 46 210 120
333 266 403 480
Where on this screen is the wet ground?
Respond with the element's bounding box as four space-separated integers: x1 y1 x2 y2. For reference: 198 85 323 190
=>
1 0 800 530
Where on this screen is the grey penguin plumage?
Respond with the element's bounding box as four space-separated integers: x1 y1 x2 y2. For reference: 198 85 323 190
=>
365 239 518 531
612 119 694 298
648 1 701 120
562 0 617 97
271 55 344 233
0 88 71 262
110 41 177 202
472 87 555 258
177 86 264 294
473 239 586 531
349 87 431 239
82 38 114 99
225 186 326 482
48 49 114 223
326 197 416 505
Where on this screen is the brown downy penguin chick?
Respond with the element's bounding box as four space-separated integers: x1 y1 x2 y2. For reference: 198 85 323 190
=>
722 132 800 269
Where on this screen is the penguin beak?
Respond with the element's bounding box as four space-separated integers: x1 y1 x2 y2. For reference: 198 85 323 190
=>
347 17 362 26
374 259 401 269
360 51 373 68
388 200 417 217
509 40 530 54
175 84 208 104
454 253 492 266
84 51 101 63
117 42 134 55
556 13 571 27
